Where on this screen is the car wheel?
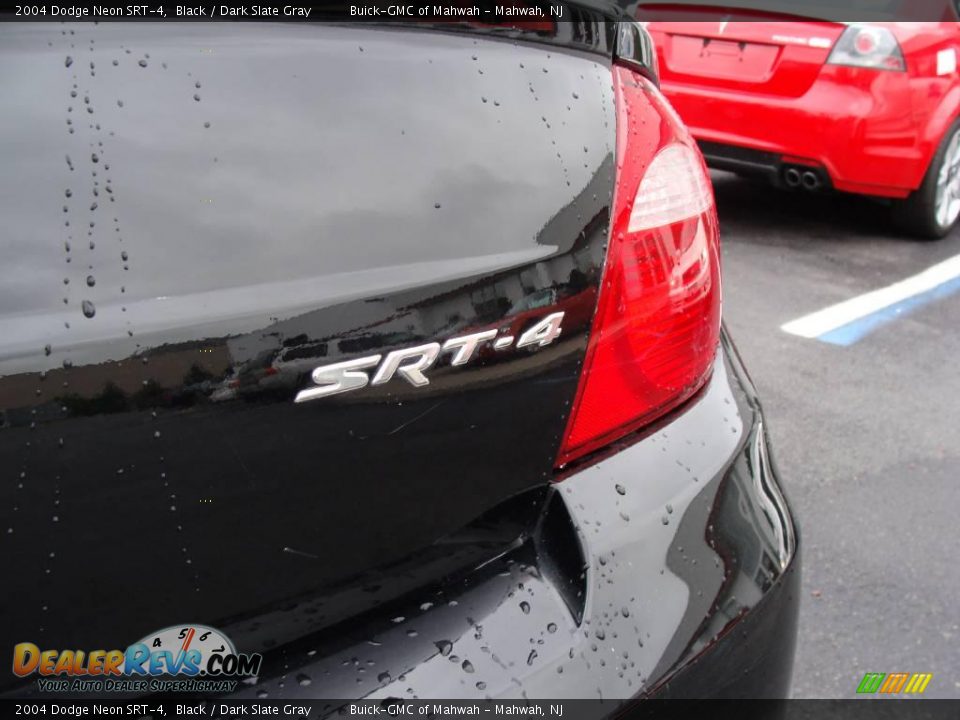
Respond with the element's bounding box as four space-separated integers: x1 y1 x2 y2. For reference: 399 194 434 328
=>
893 118 960 239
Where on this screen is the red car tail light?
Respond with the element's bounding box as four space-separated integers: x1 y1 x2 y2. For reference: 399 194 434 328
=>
827 25 906 72
555 64 722 468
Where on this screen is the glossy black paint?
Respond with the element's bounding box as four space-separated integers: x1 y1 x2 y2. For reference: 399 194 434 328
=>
613 21 660 85
0 13 800 703
173 330 797 704
0 21 618 681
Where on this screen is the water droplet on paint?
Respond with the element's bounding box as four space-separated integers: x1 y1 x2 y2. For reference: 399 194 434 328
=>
435 640 452 657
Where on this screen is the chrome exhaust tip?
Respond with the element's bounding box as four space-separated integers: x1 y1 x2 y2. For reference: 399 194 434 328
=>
801 171 821 190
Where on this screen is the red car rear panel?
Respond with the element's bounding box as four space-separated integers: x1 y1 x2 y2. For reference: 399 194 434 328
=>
651 20 843 97
643 14 960 197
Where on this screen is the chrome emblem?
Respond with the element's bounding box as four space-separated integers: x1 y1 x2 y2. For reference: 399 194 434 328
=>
294 311 565 403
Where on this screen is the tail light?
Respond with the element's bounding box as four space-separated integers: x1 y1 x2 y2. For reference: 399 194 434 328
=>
555 64 722 468
827 25 905 72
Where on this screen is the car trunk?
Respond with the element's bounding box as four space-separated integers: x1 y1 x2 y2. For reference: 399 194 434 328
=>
0 20 616 680
644 14 846 98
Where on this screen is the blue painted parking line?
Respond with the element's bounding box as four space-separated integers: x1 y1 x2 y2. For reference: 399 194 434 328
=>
781 253 960 345
816 274 960 346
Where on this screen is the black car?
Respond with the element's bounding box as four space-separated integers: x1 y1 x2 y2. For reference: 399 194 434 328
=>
0 9 798 705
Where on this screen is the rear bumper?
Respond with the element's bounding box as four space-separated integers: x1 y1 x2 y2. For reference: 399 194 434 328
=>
697 140 833 192
663 69 930 198
225 329 799 702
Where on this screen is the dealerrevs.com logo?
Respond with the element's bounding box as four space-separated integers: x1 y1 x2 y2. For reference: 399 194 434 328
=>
13 624 262 693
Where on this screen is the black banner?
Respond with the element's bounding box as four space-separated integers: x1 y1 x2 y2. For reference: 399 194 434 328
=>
2 700 960 720
0 0 957 22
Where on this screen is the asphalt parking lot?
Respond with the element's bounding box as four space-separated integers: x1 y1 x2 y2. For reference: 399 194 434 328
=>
713 170 960 699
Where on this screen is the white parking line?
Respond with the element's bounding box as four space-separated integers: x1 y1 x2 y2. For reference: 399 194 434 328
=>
781 253 960 345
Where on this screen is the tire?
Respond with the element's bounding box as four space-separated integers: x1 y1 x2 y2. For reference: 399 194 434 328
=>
893 118 960 239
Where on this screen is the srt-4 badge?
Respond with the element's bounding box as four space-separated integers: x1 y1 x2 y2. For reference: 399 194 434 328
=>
294 311 564 403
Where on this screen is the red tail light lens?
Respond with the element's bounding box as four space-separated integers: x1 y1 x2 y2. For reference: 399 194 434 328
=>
555 64 722 468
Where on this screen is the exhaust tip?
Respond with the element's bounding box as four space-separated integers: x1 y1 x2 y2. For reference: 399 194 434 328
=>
783 167 801 188
801 171 820 190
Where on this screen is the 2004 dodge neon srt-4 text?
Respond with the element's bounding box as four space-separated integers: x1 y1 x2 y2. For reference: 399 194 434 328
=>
0 6 798 706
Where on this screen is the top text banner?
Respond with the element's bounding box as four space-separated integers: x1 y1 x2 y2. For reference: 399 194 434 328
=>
1 0 957 22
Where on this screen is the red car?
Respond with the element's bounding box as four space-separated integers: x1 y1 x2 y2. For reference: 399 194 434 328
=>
642 12 960 238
